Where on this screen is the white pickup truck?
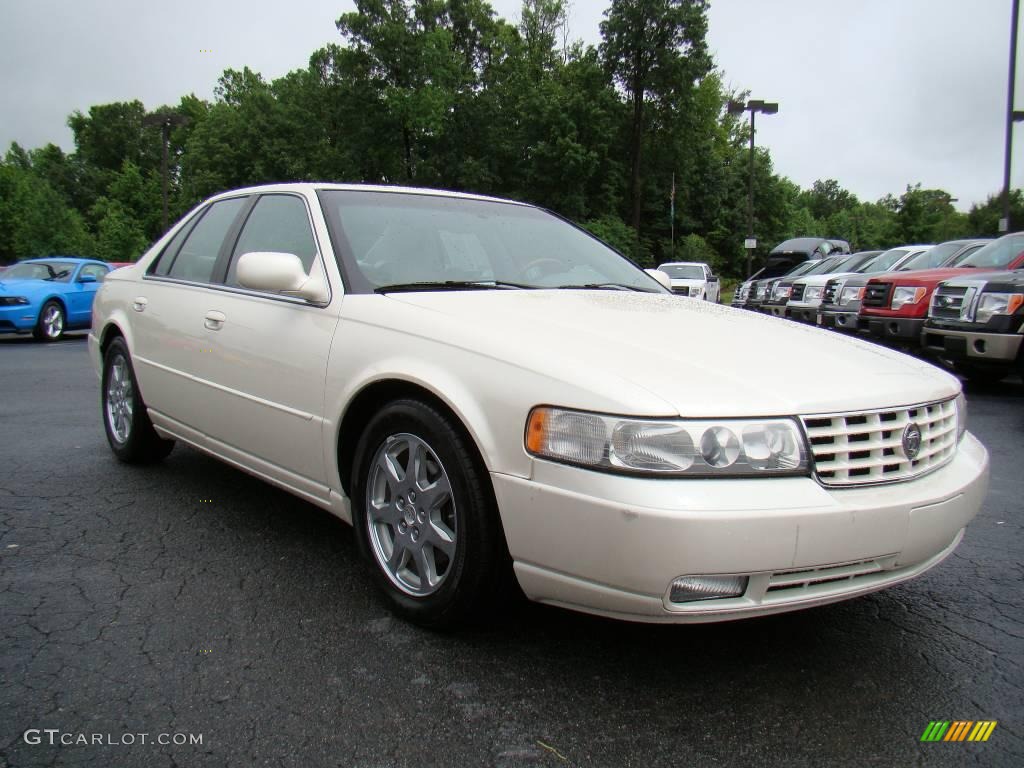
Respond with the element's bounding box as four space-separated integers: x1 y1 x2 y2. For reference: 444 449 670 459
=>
657 261 721 302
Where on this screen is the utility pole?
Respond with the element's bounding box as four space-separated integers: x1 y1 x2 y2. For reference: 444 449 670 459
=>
727 99 778 278
142 112 190 233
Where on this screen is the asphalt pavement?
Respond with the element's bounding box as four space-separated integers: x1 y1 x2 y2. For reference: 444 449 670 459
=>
0 334 1021 767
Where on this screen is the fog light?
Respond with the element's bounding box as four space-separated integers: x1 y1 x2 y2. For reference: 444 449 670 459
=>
669 575 749 603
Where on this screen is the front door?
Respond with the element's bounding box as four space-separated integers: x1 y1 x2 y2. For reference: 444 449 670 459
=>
189 193 340 498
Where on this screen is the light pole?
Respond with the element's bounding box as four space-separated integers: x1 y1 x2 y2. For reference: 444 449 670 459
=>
142 112 190 233
727 98 778 277
1002 0 1023 232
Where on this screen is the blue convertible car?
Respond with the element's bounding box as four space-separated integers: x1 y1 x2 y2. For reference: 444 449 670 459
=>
0 257 115 341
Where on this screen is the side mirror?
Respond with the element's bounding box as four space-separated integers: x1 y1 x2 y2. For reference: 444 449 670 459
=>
237 252 329 304
78 274 97 284
708 275 719 283
645 268 673 291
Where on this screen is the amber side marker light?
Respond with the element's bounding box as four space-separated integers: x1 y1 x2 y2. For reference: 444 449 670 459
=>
526 408 549 453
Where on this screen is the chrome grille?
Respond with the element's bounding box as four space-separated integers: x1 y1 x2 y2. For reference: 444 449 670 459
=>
862 282 891 308
823 279 841 306
929 284 975 321
801 399 958 486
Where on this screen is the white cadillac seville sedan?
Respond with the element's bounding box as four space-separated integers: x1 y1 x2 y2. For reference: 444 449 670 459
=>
89 184 989 627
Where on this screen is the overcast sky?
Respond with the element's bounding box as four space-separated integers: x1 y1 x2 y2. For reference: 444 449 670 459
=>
1 0 1021 210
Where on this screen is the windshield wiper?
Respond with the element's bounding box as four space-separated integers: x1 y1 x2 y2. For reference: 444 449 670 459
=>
556 283 654 292
374 280 534 294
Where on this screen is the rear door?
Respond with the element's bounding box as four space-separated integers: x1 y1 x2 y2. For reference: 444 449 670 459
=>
188 192 340 498
130 195 251 433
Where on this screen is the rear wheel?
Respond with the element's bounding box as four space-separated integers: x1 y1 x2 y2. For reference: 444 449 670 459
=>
351 399 509 628
33 301 65 341
102 337 175 463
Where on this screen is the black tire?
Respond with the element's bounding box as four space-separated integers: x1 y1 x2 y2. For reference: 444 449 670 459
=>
351 398 510 628
101 337 175 463
953 361 1010 385
33 300 65 342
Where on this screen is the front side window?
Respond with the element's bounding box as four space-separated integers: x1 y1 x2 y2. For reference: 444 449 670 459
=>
166 197 247 284
226 195 318 287
78 264 110 282
319 191 662 293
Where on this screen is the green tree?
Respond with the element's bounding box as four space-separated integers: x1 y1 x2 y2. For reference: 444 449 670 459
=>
600 0 711 232
967 190 1024 236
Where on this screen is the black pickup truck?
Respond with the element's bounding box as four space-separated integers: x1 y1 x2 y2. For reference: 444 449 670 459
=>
922 269 1024 382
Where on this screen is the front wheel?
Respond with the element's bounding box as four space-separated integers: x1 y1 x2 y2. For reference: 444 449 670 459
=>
351 399 509 628
102 337 175 463
33 301 65 341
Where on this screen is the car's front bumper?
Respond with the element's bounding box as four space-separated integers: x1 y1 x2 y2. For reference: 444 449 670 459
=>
864 315 926 344
763 303 788 317
818 309 862 331
0 304 39 333
922 326 1022 364
492 433 988 623
786 300 823 323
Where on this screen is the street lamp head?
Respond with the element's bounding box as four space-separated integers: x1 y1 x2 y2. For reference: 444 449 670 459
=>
760 102 779 114
726 100 746 116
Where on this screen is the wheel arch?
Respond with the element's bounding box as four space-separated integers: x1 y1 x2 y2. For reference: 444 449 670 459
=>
336 377 493 500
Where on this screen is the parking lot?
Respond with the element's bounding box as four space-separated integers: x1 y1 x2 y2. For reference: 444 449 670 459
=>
1 334 1021 767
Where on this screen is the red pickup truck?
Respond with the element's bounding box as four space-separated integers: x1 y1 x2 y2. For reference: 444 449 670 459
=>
859 232 1024 346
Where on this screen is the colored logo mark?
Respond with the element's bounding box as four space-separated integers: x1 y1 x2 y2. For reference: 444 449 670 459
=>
920 721 997 742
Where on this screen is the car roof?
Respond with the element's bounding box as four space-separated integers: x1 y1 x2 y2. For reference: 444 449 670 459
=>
207 182 530 207
659 262 707 267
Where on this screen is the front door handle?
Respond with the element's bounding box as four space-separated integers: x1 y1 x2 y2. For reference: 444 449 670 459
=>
204 310 226 331
132 297 148 312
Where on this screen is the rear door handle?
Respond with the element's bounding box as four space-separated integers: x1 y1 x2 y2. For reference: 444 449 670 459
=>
132 297 148 312
204 310 226 331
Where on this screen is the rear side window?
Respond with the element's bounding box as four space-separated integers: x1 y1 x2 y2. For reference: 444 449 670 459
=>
226 195 318 286
166 197 246 283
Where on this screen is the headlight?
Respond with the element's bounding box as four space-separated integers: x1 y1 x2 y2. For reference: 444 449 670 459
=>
0 296 30 306
773 285 792 301
974 292 1024 324
804 286 824 301
891 286 928 310
840 286 864 306
955 392 967 442
525 407 809 477
690 286 702 297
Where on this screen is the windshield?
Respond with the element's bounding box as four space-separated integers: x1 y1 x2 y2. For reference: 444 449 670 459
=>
659 264 704 279
866 248 910 272
804 255 847 276
898 242 965 271
318 191 664 293
849 252 884 273
2 261 77 282
957 234 1024 269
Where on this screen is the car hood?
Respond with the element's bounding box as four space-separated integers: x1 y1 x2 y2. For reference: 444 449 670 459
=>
0 278 56 294
381 290 958 417
794 271 862 287
870 268 973 286
936 269 1024 289
668 278 707 288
